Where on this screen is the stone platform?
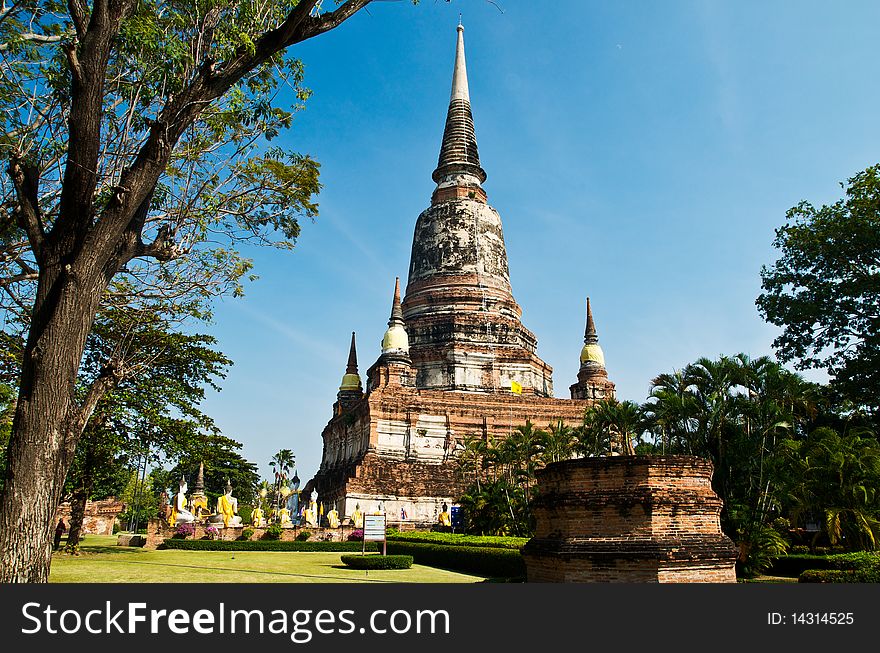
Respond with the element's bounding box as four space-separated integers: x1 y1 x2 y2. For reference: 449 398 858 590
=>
522 456 737 582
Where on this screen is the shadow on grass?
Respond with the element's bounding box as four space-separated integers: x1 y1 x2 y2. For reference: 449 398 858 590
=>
89 559 397 583
55 545 144 556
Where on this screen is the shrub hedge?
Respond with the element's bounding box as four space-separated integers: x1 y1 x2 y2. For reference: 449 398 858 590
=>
796 551 880 583
340 554 413 570
161 539 377 552
386 531 528 550
768 554 835 577
385 541 525 578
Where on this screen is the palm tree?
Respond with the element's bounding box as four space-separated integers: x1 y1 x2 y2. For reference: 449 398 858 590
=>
644 369 700 454
456 433 488 493
542 419 575 464
782 427 880 551
500 421 546 483
577 399 642 456
269 449 295 510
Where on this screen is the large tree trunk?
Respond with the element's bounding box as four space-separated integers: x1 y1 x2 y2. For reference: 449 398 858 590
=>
0 264 106 582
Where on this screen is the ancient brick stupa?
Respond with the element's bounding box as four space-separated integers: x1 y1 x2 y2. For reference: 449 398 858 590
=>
304 25 614 523
522 456 738 582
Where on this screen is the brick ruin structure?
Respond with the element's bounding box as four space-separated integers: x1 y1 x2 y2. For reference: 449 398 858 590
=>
521 457 738 582
54 498 125 536
304 25 615 524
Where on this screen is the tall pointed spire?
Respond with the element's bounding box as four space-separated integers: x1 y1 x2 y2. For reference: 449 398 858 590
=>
339 332 362 392
382 277 409 355
345 331 358 375
432 23 486 195
194 461 205 493
579 298 605 369
584 297 598 344
571 297 615 400
450 23 470 103
389 277 404 326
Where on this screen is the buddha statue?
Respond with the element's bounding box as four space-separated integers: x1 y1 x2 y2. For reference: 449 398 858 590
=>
327 505 340 529
351 503 363 529
169 476 195 525
212 478 243 528
278 506 292 526
438 502 452 528
251 505 264 527
309 488 318 516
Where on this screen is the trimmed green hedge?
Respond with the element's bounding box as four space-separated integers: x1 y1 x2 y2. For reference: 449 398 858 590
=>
386 541 525 578
796 551 880 583
768 554 835 577
161 539 377 552
800 568 880 583
340 554 413 570
386 531 528 550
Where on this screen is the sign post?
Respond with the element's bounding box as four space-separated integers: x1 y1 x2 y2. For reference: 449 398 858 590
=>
363 513 387 556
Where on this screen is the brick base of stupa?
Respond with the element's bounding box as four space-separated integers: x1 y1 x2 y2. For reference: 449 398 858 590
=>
522 456 737 582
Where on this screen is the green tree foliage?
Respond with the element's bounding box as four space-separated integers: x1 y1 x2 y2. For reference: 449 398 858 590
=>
778 427 880 551
159 442 260 509
576 398 641 456
60 309 236 548
0 0 387 582
757 164 880 415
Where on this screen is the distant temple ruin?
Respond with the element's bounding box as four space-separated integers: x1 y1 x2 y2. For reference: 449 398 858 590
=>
54 498 125 536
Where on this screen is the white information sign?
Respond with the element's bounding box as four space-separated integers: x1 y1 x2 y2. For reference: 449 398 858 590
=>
363 513 386 542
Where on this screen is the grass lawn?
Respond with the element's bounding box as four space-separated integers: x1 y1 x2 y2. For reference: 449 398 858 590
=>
49 535 484 584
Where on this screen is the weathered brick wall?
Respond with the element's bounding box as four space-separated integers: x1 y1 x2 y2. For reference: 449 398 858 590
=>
309 384 592 525
55 498 125 536
523 456 738 583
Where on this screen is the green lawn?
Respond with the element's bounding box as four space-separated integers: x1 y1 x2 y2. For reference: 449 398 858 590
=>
49 535 484 583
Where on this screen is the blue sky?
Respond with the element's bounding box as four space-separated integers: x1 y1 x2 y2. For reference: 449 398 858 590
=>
198 0 880 482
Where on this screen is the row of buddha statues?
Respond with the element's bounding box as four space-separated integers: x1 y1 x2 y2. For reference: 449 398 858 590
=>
167 477 361 530
168 476 245 528
168 475 455 530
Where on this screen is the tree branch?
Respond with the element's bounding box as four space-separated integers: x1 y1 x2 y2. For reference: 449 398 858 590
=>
61 41 83 87
301 0 373 40
135 224 183 262
0 33 66 53
67 0 89 39
0 271 39 287
66 358 125 451
7 157 45 260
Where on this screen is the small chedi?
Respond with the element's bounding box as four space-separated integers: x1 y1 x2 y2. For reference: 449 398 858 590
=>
522 456 738 582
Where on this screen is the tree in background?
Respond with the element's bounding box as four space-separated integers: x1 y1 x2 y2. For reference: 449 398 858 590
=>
157 443 260 523
269 448 295 511
576 399 641 456
0 0 392 582
778 427 880 551
757 164 880 418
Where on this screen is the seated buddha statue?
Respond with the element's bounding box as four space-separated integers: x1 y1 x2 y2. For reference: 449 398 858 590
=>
327 507 340 529
438 502 452 528
278 506 292 526
169 477 195 525
213 479 243 528
251 506 264 527
351 503 363 529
